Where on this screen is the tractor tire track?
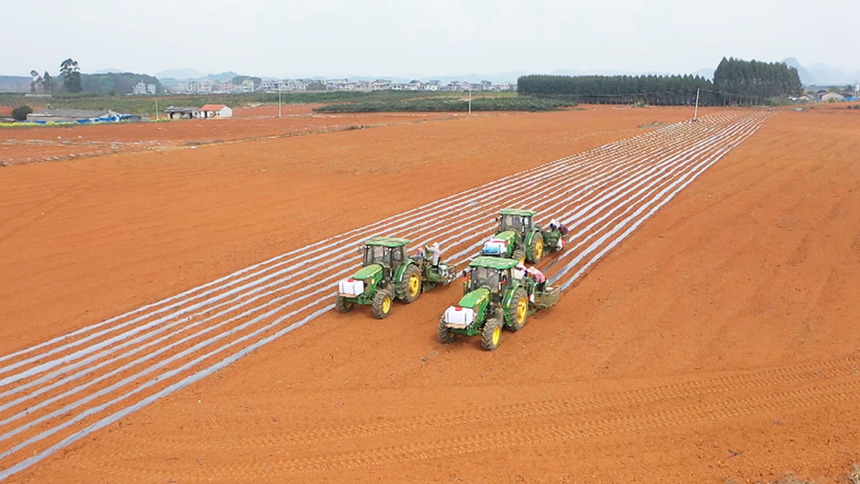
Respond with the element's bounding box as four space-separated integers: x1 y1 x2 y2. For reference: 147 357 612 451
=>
115 353 860 451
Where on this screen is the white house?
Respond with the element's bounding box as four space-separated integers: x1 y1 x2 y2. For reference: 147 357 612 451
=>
199 104 233 118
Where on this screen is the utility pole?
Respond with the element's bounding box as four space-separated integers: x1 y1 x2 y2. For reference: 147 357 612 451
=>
468 88 472 115
155 97 158 120
693 88 700 122
278 89 282 118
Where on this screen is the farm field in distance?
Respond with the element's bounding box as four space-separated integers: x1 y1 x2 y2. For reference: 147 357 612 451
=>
1 104 859 482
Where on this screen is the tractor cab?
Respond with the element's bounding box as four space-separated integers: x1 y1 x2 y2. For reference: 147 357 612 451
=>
465 264 513 295
498 209 536 236
463 256 519 296
362 236 410 276
362 239 408 273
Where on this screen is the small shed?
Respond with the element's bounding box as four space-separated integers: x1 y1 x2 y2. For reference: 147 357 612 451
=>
199 104 233 118
27 109 118 123
164 106 200 119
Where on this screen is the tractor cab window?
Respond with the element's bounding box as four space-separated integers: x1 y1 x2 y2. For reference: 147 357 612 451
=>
392 247 404 263
364 245 389 266
469 266 502 291
500 215 531 233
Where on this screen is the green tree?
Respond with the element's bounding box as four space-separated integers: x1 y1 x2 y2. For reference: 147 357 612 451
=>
29 70 42 93
60 58 82 93
42 71 53 94
11 105 33 121
714 57 802 104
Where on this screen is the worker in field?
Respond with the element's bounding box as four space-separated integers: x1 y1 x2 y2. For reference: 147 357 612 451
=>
549 219 569 235
525 265 547 291
514 262 527 280
428 242 442 266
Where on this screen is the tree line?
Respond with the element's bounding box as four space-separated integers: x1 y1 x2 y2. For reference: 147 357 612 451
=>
28 58 163 96
517 74 715 105
713 57 803 104
517 58 803 105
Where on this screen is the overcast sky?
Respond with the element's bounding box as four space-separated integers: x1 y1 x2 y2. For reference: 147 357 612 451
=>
4 0 859 79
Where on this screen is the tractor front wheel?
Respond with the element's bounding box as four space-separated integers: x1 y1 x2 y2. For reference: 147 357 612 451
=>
438 316 453 344
481 317 502 351
371 289 393 319
506 288 529 331
397 265 422 303
512 248 525 264
335 295 353 313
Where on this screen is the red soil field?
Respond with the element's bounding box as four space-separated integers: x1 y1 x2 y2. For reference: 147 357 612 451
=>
1 105 859 483
0 104 452 166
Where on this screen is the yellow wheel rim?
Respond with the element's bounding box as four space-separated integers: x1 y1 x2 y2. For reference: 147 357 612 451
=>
535 240 543 259
492 325 501 345
382 296 391 313
516 296 528 324
408 273 420 297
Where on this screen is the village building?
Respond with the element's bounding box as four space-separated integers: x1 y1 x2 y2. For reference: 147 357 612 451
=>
164 106 200 119
199 104 233 118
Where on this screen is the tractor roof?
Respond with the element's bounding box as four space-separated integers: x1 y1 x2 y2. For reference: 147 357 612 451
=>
365 236 410 247
469 256 520 270
499 208 536 217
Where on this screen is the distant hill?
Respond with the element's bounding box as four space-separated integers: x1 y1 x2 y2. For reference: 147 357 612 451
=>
92 68 126 74
206 71 239 82
782 58 817 85
151 69 241 83
155 68 207 80
0 75 32 93
782 57 860 86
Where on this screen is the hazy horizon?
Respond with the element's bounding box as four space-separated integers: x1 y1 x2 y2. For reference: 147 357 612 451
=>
4 0 860 82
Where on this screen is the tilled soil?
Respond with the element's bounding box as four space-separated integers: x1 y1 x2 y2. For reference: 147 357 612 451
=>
1 105 858 483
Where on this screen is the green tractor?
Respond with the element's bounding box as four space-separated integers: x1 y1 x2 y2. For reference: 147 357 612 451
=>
437 256 560 350
335 236 458 319
479 209 568 264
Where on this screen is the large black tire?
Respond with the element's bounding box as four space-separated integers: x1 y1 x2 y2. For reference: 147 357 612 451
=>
527 232 544 263
438 316 453 344
371 289 393 319
512 248 525 264
396 264 422 303
505 288 529 332
334 295 353 313
481 317 502 351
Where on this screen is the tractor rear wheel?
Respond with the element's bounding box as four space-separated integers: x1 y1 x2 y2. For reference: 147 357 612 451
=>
371 289 393 319
397 264 422 303
506 288 529 331
335 295 353 313
438 316 453 344
527 232 544 263
481 317 502 351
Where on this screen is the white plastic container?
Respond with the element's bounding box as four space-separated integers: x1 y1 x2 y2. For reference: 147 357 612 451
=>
338 278 365 297
444 306 475 327
481 238 507 256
